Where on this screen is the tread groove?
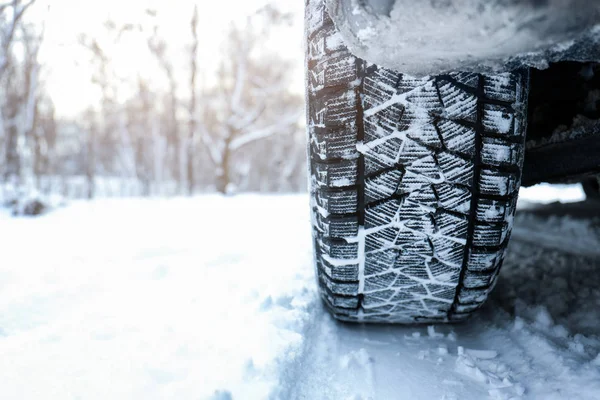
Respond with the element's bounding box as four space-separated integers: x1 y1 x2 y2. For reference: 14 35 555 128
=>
449 74 485 320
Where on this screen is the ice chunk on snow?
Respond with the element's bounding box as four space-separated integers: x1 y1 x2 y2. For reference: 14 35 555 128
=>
465 349 498 360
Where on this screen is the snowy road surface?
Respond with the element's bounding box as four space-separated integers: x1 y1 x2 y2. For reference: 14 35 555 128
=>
1 192 599 400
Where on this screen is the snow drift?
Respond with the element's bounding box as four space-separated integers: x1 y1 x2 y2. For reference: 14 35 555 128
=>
1 192 600 399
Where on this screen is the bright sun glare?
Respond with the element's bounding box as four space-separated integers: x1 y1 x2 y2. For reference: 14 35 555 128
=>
38 0 303 117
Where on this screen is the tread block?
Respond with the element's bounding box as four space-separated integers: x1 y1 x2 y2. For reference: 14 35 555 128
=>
481 137 523 167
325 56 359 88
397 200 433 220
399 168 441 196
450 72 479 89
317 257 359 282
319 273 359 296
437 80 478 122
365 169 403 204
366 227 404 252
457 287 492 304
397 136 435 165
311 124 358 160
405 186 437 209
308 61 326 90
315 188 358 214
324 90 359 125
403 213 436 234
482 104 515 136
479 168 518 196
452 303 480 315
427 259 461 283
389 284 427 298
363 137 405 172
475 198 512 223
435 183 472 215
320 238 359 260
364 249 399 275
314 159 358 187
424 295 456 309
396 235 434 256
407 122 442 149
306 1 329 34
468 248 503 272
472 223 509 247
362 135 433 169
322 293 360 310
364 152 395 176
431 237 464 267
365 198 403 228
405 80 443 113
364 108 404 141
394 251 428 268
360 304 394 314
364 75 398 109
307 25 331 60
483 73 517 102
364 68 400 90
463 269 494 289
438 119 476 157
396 75 430 95
435 212 469 238
437 153 475 187
365 274 398 292
316 213 359 238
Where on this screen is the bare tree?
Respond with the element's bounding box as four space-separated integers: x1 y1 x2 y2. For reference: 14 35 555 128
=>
0 2 307 204
3 66 21 186
0 0 35 78
77 35 108 198
1 11 42 197
79 22 140 197
33 97 56 192
147 11 182 194
82 108 96 199
202 12 302 194
127 78 153 195
187 4 199 195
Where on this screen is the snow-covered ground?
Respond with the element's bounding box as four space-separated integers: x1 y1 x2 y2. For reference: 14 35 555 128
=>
1 188 599 400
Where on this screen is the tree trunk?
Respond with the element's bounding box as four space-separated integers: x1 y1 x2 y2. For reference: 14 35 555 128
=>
3 96 20 191
86 120 96 200
216 137 231 194
187 4 199 196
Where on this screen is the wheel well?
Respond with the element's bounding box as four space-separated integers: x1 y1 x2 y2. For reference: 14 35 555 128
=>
521 62 600 186
528 62 600 143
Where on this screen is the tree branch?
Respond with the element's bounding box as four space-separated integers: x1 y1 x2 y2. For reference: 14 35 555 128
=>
229 112 300 151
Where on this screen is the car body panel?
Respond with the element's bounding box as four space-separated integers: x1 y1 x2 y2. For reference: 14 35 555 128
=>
326 0 600 75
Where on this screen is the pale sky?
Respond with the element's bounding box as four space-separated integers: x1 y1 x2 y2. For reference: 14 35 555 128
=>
34 0 304 117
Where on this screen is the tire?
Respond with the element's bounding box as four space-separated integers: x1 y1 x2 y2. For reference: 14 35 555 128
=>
306 0 529 323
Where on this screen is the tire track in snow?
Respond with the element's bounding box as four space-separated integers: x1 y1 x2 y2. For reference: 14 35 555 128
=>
273 302 378 400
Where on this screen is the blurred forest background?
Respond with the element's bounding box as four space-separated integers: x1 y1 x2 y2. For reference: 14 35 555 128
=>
0 0 306 213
